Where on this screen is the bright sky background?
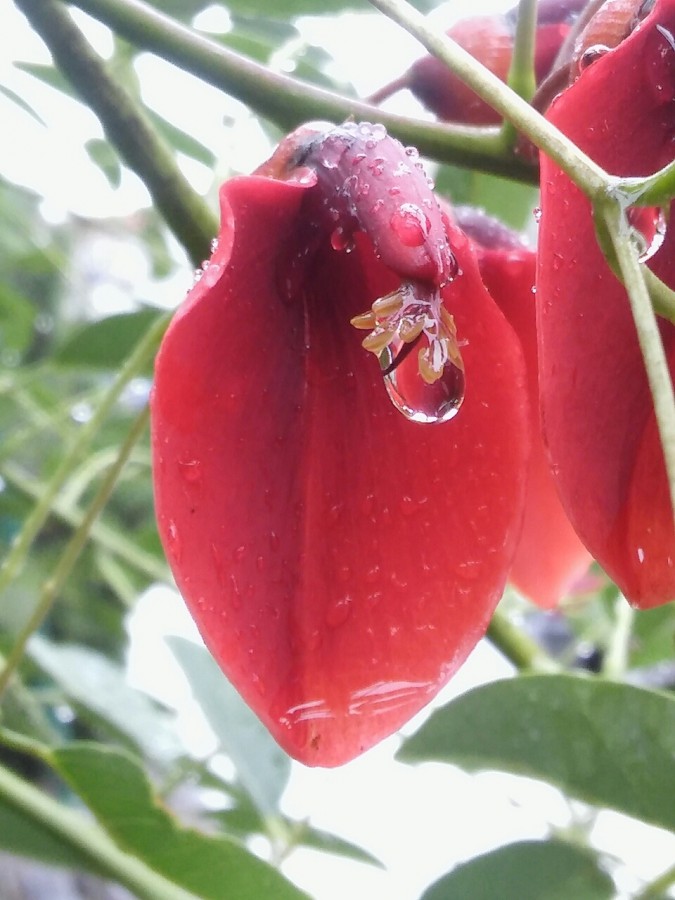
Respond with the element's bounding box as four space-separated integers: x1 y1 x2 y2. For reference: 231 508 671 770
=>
3 2 675 898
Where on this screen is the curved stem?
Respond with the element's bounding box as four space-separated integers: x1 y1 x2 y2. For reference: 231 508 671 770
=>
601 595 634 679
0 407 150 697
0 759 198 900
644 267 675 325
601 201 675 523
57 0 535 181
486 607 560 672
614 159 675 207
367 0 609 199
14 0 217 265
0 313 168 599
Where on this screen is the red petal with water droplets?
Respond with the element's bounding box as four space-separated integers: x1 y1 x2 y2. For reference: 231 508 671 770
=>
152 133 529 765
457 208 591 608
537 0 675 607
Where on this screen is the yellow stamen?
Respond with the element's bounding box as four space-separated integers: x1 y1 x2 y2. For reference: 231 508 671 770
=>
362 327 396 354
350 311 377 330
372 290 404 317
398 318 425 343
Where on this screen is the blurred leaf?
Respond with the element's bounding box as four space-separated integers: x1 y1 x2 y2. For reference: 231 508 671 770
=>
222 0 436 12
54 308 162 371
292 822 383 867
0 83 46 125
85 138 122 189
28 635 183 765
147 111 216 168
629 603 675 669
420 841 614 900
14 62 74 98
146 0 214 20
51 742 309 899
167 637 291 818
0 284 36 359
435 165 537 232
398 674 675 834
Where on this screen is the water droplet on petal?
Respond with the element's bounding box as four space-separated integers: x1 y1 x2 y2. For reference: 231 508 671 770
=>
533 207 542 224
325 594 353 628
390 203 431 247
379 334 465 424
178 459 202 483
626 205 667 262
330 226 355 252
167 520 182 563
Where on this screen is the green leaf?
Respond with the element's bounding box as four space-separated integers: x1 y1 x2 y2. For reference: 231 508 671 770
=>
398 674 675 834
292 821 383 868
54 309 162 371
51 743 308 899
85 138 122 189
147 111 216 168
28 635 183 765
167 637 291 818
0 284 36 359
0 83 46 126
223 0 435 15
421 841 615 900
14 62 75 99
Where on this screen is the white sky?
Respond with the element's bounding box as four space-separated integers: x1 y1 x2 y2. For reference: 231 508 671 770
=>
3 2 675 899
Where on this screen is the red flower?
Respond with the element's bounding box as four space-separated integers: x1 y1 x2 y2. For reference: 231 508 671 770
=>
456 207 592 608
537 0 675 607
370 0 587 124
151 122 529 766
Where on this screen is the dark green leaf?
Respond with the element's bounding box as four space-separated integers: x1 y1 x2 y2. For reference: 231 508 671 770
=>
51 743 308 899
398 674 675 834
54 308 162 371
85 138 122 189
421 841 615 900
167 637 291 817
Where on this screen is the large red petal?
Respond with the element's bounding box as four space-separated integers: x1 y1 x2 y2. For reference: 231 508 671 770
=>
467 229 591 608
537 0 675 607
152 174 529 766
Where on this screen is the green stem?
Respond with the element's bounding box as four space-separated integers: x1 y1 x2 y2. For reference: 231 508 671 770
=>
0 313 168 598
0 407 150 697
613 159 675 207
58 0 535 181
501 0 538 148
636 862 675 899
644 268 675 325
486 607 560 672
0 760 198 900
14 0 216 265
367 0 609 198
601 595 634 679
601 201 675 522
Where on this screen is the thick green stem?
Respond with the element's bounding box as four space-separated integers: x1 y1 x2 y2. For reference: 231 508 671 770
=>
644 268 675 325
368 0 609 198
486 607 560 672
0 407 151 697
501 0 538 149
0 760 198 900
601 202 675 522
0 313 168 598
601 595 634 679
57 0 535 181
14 0 216 265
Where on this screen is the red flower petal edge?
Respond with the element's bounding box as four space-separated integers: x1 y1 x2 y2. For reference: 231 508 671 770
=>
151 123 529 766
537 0 675 607
456 207 592 609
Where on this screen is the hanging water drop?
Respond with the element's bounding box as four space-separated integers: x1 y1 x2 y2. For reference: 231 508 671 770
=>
379 334 465 424
626 205 667 262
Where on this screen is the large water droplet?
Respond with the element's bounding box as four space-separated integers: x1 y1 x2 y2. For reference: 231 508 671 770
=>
178 459 201 483
390 203 431 247
627 205 667 262
379 334 465 424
